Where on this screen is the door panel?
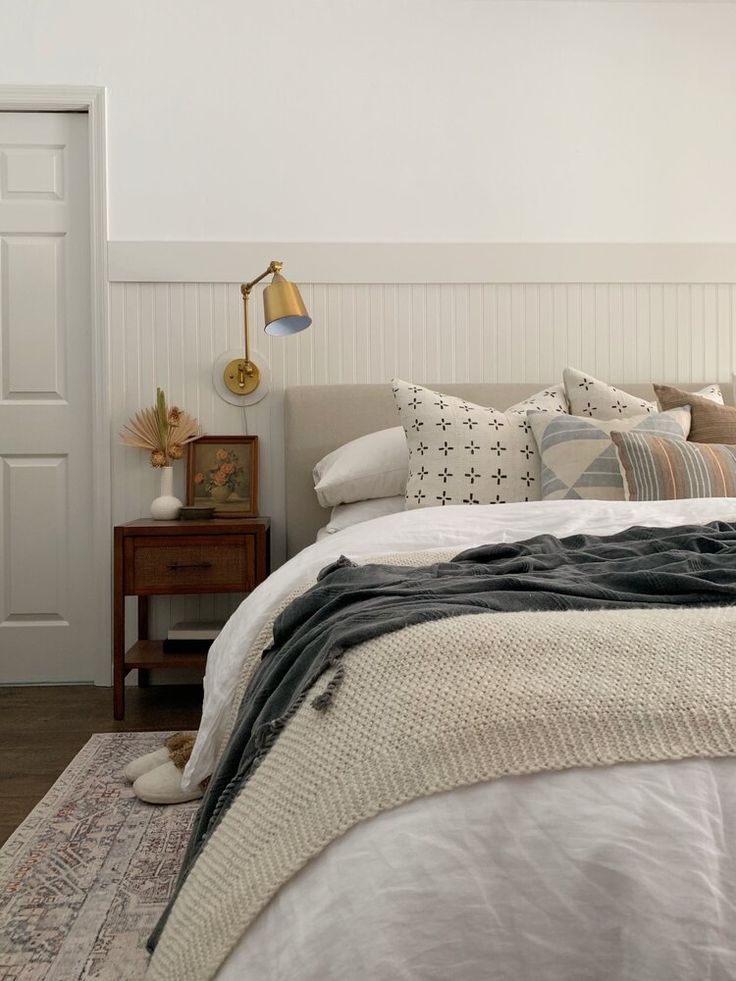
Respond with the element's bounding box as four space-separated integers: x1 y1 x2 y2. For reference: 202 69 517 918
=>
2 455 68 621
2 145 64 200
0 112 96 683
2 235 66 399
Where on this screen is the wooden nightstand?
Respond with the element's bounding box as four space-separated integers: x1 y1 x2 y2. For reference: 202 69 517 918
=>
113 517 270 719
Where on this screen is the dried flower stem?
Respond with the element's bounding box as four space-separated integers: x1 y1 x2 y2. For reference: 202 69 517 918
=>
119 388 201 467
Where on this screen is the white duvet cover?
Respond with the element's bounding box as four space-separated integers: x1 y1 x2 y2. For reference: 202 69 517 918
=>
185 496 736 790
183 498 736 981
219 757 736 981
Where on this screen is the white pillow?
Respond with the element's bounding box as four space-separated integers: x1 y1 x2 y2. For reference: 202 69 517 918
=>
563 367 723 420
325 496 406 534
313 427 408 507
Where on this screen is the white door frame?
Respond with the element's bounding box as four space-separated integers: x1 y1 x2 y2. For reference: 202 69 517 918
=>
0 85 111 684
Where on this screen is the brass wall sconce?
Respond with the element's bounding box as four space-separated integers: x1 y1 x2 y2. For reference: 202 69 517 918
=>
214 260 312 406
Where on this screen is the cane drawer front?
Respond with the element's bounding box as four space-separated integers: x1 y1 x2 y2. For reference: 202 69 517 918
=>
125 535 256 593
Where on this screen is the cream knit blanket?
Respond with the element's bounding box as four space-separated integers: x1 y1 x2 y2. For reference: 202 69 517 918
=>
148 549 736 981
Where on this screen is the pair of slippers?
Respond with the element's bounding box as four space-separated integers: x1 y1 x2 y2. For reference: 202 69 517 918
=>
123 732 204 804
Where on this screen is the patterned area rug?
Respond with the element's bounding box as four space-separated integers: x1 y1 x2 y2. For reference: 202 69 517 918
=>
0 732 198 980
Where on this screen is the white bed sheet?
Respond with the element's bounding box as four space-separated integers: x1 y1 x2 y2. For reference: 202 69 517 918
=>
219 757 736 981
184 496 736 790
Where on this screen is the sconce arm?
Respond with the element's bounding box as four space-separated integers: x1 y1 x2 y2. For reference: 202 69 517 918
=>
239 260 283 366
241 260 283 297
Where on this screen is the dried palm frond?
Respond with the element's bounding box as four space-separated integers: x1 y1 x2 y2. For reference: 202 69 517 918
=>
120 388 202 467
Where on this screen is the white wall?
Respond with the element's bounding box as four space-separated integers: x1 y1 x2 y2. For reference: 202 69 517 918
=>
2 0 736 242
6 1 736 651
112 276 736 577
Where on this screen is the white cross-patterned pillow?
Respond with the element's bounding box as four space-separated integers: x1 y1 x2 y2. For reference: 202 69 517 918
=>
563 367 723 420
392 379 568 509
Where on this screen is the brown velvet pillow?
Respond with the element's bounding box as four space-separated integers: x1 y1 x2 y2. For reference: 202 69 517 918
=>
654 384 736 443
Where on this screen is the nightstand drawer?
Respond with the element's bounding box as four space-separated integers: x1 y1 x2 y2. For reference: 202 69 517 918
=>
125 535 256 593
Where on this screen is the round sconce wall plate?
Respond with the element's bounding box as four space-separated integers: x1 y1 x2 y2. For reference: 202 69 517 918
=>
212 349 271 406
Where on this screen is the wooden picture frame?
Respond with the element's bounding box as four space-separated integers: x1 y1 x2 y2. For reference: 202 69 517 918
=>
186 435 259 517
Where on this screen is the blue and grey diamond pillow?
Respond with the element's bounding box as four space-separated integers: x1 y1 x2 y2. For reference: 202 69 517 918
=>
528 406 692 501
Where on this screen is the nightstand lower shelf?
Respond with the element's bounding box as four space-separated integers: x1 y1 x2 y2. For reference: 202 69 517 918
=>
124 640 207 672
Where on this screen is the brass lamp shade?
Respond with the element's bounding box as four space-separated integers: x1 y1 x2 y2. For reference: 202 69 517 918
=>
263 273 312 336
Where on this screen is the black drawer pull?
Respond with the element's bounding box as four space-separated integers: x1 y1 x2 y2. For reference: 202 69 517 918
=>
167 561 214 571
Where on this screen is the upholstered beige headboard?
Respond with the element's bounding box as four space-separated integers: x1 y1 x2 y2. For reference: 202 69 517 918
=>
283 381 734 559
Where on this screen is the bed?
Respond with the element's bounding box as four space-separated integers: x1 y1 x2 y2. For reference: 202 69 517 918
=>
149 382 736 981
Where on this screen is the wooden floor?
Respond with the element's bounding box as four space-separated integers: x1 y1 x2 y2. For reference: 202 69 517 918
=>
0 685 202 847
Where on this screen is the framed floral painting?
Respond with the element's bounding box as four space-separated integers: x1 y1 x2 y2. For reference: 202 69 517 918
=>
186 436 259 517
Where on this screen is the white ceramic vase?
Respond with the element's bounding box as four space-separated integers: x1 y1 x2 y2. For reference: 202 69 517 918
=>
151 466 182 520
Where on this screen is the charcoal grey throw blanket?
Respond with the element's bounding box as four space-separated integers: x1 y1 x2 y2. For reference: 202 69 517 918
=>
149 520 736 951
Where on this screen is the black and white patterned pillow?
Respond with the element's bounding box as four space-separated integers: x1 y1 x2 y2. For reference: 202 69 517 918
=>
563 367 723 420
392 379 568 509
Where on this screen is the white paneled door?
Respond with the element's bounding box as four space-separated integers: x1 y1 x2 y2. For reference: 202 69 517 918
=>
0 112 98 683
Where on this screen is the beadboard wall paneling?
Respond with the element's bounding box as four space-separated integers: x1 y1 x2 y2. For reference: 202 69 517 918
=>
111 281 736 636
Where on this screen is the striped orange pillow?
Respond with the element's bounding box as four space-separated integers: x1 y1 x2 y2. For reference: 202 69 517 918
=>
611 431 736 501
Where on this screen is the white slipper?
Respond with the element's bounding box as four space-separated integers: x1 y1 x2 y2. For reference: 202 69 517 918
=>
133 760 204 805
122 746 171 783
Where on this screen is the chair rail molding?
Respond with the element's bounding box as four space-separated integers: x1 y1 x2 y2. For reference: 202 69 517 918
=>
108 241 736 285
0 84 111 684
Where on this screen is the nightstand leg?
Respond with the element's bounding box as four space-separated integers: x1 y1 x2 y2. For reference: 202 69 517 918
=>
113 527 126 720
137 596 150 687
114 656 126 720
